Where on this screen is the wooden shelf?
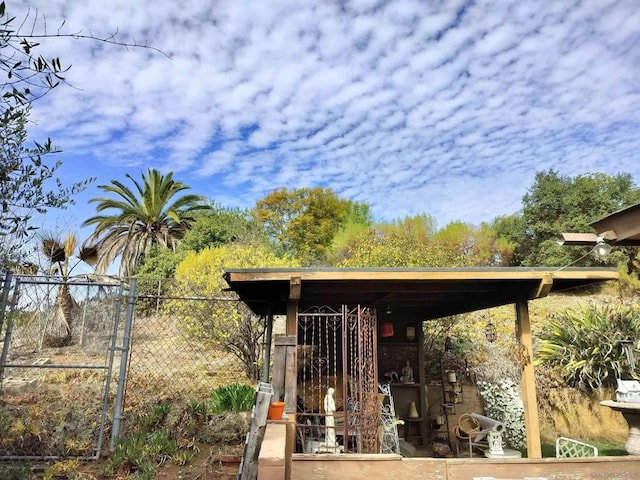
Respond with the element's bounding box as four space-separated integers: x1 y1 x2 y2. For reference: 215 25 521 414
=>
389 383 420 388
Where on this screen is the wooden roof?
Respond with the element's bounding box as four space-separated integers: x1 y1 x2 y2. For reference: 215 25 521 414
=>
223 267 617 319
590 203 640 246
561 203 640 247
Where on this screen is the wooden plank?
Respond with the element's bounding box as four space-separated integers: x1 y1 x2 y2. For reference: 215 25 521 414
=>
515 300 541 459
284 343 296 414
227 269 618 283
272 336 287 402
273 336 295 402
290 455 640 480
239 383 273 480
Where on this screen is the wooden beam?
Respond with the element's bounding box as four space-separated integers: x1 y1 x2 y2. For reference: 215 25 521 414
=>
515 300 541 459
591 203 640 242
558 232 598 245
289 276 301 300
533 273 553 299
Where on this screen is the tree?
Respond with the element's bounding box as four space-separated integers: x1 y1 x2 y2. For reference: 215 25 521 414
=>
337 214 509 267
491 214 528 266
39 231 97 346
171 243 298 382
83 169 209 276
0 107 92 268
432 221 514 266
507 170 640 267
0 1 165 269
252 187 358 265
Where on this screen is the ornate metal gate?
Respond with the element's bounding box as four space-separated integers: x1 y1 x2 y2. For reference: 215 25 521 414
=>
296 305 378 453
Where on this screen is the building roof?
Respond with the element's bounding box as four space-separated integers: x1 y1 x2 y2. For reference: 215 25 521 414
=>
590 203 640 246
223 267 617 318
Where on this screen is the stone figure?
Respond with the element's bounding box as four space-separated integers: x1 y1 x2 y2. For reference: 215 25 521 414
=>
401 360 414 383
324 387 339 450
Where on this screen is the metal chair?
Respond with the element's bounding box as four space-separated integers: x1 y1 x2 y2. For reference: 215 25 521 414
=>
555 436 598 457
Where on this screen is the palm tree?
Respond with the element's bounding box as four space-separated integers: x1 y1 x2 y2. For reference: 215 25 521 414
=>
41 231 98 346
83 169 208 276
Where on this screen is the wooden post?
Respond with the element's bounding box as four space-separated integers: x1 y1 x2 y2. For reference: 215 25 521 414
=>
238 382 273 480
515 300 542 458
263 311 274 383
273 335 295 403
285 277 299 415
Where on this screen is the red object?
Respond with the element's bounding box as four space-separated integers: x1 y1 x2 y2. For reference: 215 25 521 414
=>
268 401 286 420
380 322 394 337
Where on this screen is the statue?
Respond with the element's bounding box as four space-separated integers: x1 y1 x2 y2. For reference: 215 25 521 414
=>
323 387 341 452
400 360 414 383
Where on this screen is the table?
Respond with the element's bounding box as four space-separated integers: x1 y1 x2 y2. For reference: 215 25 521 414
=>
600 400 640 455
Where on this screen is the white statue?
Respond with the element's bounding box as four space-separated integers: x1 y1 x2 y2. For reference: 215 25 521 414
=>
323 387 340 451
401 360 414 383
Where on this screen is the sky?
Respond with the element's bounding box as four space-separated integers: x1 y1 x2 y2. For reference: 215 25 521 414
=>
12 0 640 233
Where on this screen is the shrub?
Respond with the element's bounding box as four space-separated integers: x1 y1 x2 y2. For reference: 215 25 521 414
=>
536 302 640 391
210 383 255 414
477 379 526 450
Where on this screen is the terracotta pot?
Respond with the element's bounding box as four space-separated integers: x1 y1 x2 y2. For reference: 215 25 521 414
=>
268 401 286 420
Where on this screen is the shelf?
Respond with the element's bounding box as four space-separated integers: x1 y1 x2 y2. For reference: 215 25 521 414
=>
389 383 420 388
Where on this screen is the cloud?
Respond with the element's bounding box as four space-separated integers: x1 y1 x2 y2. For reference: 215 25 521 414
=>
12 0 640 228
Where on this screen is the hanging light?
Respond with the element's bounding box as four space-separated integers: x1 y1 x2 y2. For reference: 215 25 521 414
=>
594 237 612 257
485 320 497 343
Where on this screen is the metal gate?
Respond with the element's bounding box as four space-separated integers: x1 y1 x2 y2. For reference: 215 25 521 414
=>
296 305 378 453
0 273 129 459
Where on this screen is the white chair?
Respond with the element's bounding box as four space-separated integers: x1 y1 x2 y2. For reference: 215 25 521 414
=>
555 436 598 458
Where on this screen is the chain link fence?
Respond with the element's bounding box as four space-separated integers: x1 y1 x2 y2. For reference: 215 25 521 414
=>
0 273 262 459
121 277 252 436
0 273 127 459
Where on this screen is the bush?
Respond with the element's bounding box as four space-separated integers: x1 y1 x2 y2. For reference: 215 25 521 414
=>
210 383 255 414
536 302 640 391
477 379 526 450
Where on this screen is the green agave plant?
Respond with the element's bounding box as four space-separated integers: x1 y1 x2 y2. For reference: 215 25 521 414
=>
536 303 640 391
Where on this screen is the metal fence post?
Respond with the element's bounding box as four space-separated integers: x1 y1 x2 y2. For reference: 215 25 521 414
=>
0 276 19 387
0 272 13 335
110 277 137 450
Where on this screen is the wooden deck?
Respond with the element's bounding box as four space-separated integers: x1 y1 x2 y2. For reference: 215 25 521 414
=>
290 454 640 480
259 421 640 480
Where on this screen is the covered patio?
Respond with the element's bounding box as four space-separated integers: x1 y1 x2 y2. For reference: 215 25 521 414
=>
224 267 639 479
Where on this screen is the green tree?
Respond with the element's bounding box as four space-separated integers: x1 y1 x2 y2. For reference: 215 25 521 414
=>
252 187 356 265
83 169 209 276
0 108 92 268
432 221 514 266
171 243 298 381
491 214 528 266
512 170 640 267
0 1 164 269
338 214 509 267
338 214 447 267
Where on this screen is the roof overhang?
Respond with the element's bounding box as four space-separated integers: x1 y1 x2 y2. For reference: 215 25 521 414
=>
223 267 617 319
561 203 640 247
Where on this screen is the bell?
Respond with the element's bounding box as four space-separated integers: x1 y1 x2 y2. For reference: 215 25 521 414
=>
408 401 420 419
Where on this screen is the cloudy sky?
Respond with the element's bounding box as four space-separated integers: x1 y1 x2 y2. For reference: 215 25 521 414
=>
12 0 640 231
